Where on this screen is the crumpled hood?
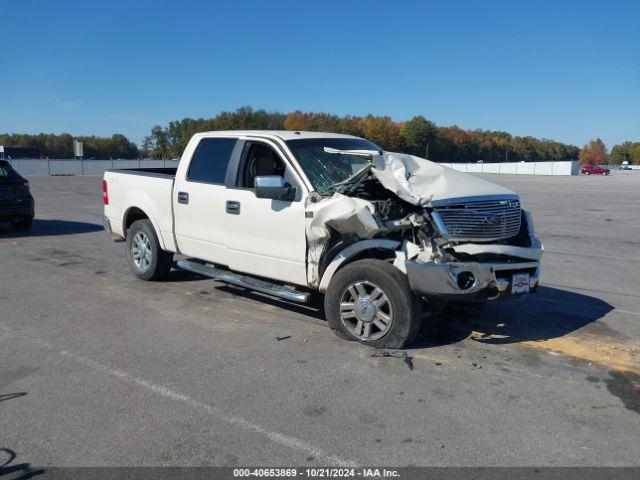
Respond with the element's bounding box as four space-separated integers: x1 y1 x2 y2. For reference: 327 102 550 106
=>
371 153 517 206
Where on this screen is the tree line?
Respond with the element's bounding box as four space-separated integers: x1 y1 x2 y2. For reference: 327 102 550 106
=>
0 133 139 159
141 106 582 163
1 107 636 165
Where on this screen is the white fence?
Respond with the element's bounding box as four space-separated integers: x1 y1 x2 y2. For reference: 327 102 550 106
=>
6 158 637 178
437 160 580 176
5 158 179 176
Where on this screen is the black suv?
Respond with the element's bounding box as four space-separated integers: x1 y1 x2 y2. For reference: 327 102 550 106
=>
0 160 35 231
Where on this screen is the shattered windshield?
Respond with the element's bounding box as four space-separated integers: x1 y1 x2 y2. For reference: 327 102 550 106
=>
285 138 381 194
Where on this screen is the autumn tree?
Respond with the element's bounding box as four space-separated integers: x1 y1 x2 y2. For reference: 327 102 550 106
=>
337 115 365 137
579 138 608 165
284 111 309 131
361 115 403 151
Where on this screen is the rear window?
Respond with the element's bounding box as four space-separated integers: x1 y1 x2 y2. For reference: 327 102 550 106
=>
187 138 237 184
0 160 18 179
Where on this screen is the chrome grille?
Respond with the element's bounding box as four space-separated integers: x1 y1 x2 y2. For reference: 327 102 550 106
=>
432 197 521 241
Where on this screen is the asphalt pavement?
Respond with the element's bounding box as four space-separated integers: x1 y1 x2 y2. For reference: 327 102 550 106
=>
1 174 639 467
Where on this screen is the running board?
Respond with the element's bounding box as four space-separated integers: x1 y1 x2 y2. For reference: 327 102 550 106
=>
176 259 310 303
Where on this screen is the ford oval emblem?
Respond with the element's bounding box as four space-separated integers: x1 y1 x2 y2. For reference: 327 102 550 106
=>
483 214 501 225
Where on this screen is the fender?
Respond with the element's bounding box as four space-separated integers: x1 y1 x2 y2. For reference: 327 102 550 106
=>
122 204 168 251
318 239 401 292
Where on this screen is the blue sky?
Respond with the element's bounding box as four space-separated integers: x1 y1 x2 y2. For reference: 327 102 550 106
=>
1 0 638 149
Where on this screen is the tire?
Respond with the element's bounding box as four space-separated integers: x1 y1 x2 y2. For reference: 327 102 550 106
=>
126 219 173 281
324 259 421 349
11 216 33 232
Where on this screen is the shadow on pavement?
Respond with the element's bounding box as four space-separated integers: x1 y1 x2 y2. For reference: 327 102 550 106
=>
415 285 614 348
167 267 326 318
215 284 326 320
0 448 44 479
160 265 614 350
163 268 214 283
0 219 103 237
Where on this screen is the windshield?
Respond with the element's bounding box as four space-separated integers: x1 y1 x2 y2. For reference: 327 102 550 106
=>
285 138 381 193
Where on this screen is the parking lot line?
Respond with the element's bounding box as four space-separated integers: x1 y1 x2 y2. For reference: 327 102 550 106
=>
0 325 357 468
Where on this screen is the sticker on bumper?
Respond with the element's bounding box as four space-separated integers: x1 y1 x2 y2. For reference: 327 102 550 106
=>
511 273 530 294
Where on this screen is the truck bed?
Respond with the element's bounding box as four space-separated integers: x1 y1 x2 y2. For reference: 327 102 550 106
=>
103 168 177 251
105 167 177 178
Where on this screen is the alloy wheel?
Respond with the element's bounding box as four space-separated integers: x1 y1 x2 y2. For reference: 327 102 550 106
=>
339 281 394 340
131 231 152 271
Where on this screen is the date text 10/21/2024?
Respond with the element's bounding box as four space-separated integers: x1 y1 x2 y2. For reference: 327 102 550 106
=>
233 468 400 478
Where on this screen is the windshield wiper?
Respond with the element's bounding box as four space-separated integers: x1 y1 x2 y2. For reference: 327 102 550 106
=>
317 147 382 195
322 147 382 157
320 163 374 196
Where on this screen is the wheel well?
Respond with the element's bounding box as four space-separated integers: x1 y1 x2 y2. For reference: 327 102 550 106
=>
319 244 399 292
343 248 395 265
123 207 149 236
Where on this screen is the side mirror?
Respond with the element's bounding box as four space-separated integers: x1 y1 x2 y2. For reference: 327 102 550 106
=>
254 175 296 201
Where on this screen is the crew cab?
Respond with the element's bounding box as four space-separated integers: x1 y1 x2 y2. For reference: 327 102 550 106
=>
581 164 610 175
103 131 543 348
0 160 34 231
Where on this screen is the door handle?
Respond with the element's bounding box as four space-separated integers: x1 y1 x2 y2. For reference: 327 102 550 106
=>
177 191 189 204
226 200 240 215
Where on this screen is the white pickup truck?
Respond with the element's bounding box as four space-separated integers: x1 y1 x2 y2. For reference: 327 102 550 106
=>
103 130 543 348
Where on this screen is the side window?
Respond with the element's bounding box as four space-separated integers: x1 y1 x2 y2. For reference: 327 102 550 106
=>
237 142 286 188
187 138 237 184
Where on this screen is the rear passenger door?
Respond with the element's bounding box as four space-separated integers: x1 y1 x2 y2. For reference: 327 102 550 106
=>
174 137 239 264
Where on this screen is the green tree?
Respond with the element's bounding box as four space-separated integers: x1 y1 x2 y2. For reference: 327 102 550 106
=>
142 125 171 159
399 116 437 157
609 141 640 165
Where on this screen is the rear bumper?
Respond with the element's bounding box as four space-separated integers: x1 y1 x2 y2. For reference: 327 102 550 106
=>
103 215 125 242
0 199 34 220
405 259 540 300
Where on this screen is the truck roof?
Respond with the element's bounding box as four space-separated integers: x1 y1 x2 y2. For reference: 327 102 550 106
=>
193 130 362 141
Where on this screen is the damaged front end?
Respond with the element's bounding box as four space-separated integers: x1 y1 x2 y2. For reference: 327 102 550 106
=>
305 150 543 302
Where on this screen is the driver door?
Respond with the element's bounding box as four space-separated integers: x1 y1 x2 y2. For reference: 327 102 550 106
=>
224 140 308 286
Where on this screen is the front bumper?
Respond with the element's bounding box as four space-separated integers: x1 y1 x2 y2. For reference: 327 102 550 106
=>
405 259 540 300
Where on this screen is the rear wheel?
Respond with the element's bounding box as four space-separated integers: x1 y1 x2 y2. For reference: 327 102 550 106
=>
325 259 421 349
11 216 33 232
126 219 173 281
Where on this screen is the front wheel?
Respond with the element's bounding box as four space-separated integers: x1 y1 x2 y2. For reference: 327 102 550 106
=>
325 259 421 349
126 219 173 281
